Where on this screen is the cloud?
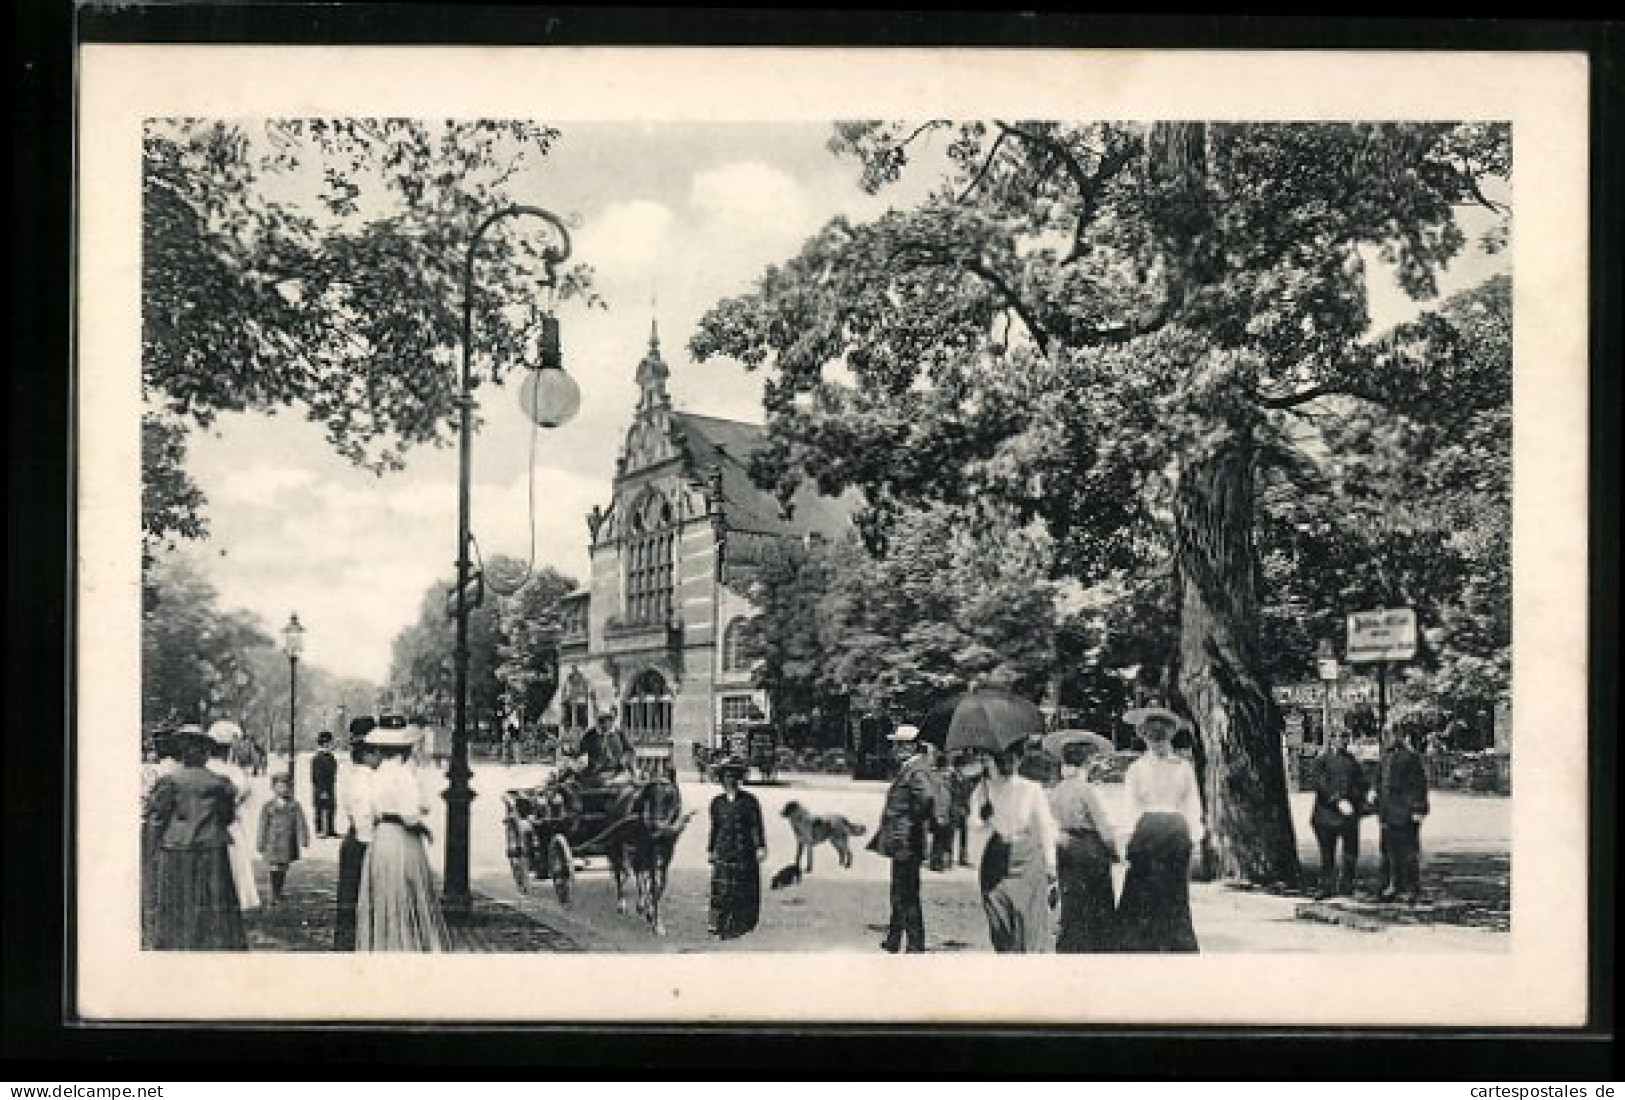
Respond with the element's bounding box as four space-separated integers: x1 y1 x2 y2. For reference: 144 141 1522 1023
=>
576 199 676 289
690 161 811 229
212 464 318 506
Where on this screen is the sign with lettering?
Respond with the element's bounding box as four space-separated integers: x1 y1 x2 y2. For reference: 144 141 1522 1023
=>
1272 681 1380 708
1346 607 1418 663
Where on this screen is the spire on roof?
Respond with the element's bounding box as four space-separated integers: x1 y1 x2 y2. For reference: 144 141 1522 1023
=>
635 313 670 412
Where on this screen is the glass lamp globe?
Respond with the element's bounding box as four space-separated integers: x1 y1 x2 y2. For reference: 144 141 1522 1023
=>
519 365 581 429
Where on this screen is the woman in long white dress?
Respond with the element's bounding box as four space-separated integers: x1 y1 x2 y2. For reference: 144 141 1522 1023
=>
205 720 260 911
972 747 1059 953
355 720 449 952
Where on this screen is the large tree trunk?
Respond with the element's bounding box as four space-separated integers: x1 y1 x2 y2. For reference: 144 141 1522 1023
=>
1173 436 1301 886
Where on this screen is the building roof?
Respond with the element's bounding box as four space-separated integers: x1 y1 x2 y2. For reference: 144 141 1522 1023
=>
671 411 861 540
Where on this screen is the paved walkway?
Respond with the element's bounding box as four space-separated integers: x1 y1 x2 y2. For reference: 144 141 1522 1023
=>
240 840 586 953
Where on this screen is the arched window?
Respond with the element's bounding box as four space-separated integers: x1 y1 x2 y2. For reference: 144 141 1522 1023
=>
561 671 593 733
722 618 759 673
624 669 671 744
625 490 675 626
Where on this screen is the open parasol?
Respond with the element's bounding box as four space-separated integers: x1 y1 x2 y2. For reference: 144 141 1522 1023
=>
945 686 1046 754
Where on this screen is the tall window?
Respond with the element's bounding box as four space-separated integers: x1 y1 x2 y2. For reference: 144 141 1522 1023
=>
625 669 671 743
561 671 592 732
625 490 674 626
722 618 759 673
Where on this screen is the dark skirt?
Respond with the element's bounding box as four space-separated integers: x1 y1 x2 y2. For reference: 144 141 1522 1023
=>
140 821 160 949
1056 829 1118 953
152 845 247 951
979 832 1053 953
709 858 761 940
1115 812 1198 953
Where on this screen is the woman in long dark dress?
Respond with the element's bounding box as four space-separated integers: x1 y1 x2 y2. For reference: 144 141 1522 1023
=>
1115 707 1203 953
147 726 247 950
707 755 766 941
1046 736 1120 953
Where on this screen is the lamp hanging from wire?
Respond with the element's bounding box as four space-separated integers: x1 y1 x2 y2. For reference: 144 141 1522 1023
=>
519 313 581 429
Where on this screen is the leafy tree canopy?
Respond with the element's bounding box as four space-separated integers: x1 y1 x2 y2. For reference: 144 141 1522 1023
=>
141 118 599 550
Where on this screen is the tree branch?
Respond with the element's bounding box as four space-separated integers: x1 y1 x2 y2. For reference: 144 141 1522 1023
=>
1256 384 1340 410
896 120 951 152
890 241 1051 355
1456 162 1511 216
956 131 1009 204
994 122 1135 264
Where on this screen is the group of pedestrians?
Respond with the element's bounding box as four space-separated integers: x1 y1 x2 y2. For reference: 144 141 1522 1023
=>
141 714 451 953
862 706 1205 955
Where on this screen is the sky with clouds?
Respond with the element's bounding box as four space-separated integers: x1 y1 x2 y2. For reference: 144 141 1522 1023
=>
179 122 941 684
177 122 1505 686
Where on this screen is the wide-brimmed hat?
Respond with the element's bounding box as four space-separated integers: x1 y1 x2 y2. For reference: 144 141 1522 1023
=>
887 724 921 743
1123 706 1189 739
171 723 212 747
714 754 748 777
206 719 243 746
1042 730 1114 763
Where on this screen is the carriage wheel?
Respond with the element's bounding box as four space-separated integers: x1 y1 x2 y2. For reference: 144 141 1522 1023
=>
548 835 575 904
504 820 530 894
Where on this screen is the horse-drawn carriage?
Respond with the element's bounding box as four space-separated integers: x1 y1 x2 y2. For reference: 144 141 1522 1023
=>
501 766 691 935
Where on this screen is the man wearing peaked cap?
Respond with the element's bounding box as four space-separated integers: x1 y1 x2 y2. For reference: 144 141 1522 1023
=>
311 731 340 838
868 723 944 952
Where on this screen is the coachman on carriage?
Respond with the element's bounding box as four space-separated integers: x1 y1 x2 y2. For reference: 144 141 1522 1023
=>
501 756 691 935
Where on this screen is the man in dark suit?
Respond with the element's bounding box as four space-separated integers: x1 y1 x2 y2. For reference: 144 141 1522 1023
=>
309 730 340 838
1375 727 1431 903
867 725 943 952
1309 729 1370 899
578 707 634 781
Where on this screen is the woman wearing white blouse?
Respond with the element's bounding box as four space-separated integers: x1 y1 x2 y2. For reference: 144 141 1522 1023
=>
973 748 1059 953
355 721 449 952
1115 707 1203 952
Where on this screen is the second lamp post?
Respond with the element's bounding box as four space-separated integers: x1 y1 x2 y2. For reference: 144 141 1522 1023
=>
282 612 305 801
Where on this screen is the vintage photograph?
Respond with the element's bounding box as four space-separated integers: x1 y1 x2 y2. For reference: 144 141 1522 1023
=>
76 47 1589 1024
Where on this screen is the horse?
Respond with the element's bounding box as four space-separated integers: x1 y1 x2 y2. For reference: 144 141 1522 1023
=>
607 777 692 936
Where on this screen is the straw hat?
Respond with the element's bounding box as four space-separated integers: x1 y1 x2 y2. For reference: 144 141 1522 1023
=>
171 723 212 748
714 754 748 778
1123 706 1189 740
887 724 920 743
206 719 243 746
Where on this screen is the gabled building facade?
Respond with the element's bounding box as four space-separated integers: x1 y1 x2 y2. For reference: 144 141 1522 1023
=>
550 324 858 773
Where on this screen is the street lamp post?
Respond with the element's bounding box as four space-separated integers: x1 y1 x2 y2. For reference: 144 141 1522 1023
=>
282 613 305 801
443 205 582 916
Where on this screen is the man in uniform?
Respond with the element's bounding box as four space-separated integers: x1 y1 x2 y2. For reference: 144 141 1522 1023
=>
1375 726 1431 904
868 725 944 952
1308 728 1370 899
309 730 340 838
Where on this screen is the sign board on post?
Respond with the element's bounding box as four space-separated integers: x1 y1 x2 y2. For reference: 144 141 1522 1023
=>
1346 607 1418 663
